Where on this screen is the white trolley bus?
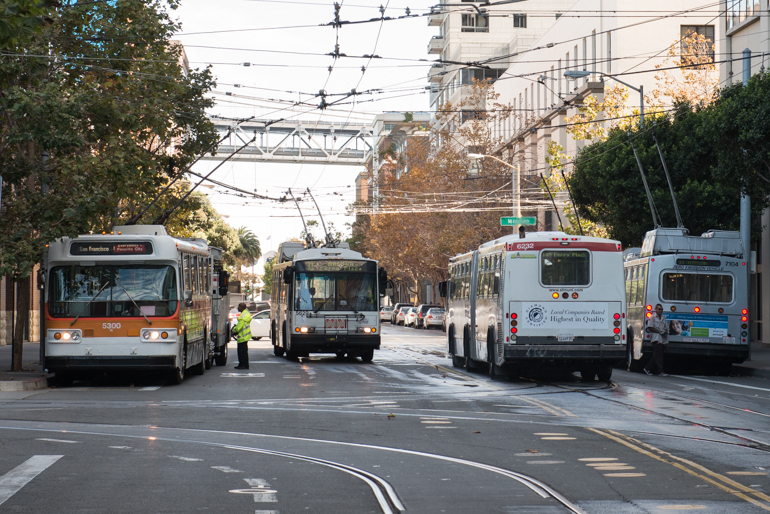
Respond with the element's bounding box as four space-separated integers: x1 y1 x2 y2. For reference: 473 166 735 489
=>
271 241 386 362
43 225 228 384
625 228 749 374
444 231 627 380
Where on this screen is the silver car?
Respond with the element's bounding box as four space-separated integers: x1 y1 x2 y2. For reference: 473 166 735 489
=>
379 306 393 322
395 306 411 326
424 308 445 329
404 307 418 327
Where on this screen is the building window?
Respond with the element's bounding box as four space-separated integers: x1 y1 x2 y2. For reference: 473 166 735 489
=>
461 68 503 85
513 14 527 28
727 0 760 30
461 13 488 32
680 25 715 63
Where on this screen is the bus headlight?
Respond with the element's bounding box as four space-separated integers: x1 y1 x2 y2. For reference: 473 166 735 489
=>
142 329 173 341
295 327 315 334
49 329 81 343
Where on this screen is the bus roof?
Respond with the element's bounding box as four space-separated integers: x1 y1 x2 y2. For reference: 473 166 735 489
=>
640 228 743 258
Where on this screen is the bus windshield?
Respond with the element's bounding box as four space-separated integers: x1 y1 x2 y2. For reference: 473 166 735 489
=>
541 251 591 286
49 265 178 318
661 272 733 303
294 272 377 312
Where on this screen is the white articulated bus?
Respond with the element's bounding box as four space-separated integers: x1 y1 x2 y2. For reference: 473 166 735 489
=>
271 242 387 362
444 231 627 381
625 228 749 374
43 225 228 384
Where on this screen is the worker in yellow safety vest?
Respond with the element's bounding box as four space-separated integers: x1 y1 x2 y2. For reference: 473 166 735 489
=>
232 302 252 369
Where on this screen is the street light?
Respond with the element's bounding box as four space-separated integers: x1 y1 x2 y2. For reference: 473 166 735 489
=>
467 153 521 232
564 70 644 128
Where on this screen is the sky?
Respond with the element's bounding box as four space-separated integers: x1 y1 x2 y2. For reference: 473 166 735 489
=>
173 0 437 273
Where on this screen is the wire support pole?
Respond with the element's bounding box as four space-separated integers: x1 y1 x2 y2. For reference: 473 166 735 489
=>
628 133 661 228
305 187 331 245
540 173 563 232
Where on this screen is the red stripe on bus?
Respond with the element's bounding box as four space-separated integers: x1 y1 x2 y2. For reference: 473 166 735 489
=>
505 242 621 252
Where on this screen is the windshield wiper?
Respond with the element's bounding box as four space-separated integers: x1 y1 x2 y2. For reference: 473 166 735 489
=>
115 276 152 325
70 281 110 326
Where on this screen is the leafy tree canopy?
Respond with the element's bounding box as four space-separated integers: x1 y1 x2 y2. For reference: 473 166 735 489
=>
0 0 218 278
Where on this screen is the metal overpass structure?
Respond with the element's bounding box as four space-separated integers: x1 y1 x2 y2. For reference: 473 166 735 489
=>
201 117 375 167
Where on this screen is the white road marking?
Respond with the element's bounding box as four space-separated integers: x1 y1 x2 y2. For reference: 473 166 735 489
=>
212 466 242 473
221 373 266 378
0 455 63 506
109 446 132 450
36 438 80 444
526 461 565 464
169 456 203 462
139 386 160 391
515 453 552 457
254 511 278 514
244 478 278 503
672 375 770 393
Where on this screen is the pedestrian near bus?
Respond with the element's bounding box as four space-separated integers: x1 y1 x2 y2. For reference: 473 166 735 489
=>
644 304 668 376
232 302 252 369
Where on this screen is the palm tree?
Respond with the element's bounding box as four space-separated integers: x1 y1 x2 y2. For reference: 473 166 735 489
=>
236 227 261 296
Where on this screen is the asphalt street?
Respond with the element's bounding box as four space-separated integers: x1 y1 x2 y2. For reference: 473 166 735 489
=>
1 324 769 513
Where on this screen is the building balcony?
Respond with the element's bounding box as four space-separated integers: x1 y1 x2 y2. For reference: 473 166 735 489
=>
428 35 444 54
428 63 445 83
428 7 445 26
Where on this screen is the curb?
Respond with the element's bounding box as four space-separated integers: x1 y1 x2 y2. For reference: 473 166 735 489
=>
732 365 770 380
0 376 51 392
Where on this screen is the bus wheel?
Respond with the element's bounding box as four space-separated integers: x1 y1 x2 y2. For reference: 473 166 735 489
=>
463 334 480 372
215 341 228 366
55 372 73 387
204 334 213 370
285 351 299 361
359 349 374 363
488 334 505 380
191 337 206 376
273 344 284 357
170 345 186 385
580 368 596 382
597 366 613 382
335 351 346 359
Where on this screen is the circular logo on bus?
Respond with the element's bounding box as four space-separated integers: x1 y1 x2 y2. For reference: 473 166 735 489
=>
527 304 546 327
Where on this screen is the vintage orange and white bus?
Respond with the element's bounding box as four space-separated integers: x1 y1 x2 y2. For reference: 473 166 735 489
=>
43 225 216 384
444 231 627 381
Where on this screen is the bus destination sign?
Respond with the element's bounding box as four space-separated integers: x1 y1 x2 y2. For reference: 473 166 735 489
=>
299 260 374 273
70 242 153 256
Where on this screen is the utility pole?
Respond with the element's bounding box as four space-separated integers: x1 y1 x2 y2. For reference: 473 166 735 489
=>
742 48 752 351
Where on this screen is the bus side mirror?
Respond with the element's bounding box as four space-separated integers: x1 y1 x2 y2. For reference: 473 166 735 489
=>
218 270 229 296
438 281 447 298
378 268 388 291
184 290 193 307
283 266 293 284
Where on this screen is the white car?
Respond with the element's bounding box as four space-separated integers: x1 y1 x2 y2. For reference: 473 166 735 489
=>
249 310 271 340
404 307 418 327
379 306 393 322
424 308 445 329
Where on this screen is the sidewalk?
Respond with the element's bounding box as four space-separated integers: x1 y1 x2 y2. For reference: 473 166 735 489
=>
732 341 770 380
0 342 51 392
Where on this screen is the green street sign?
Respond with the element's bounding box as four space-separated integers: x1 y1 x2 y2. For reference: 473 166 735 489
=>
501 217 536 226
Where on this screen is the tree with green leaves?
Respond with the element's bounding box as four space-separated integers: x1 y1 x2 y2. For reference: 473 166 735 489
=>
568 71 770 247
0 0 217 368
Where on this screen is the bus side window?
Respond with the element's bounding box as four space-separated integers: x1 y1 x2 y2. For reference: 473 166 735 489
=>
636 266 646 304
629 267 638 305
493 270 500 296
183 254 191 295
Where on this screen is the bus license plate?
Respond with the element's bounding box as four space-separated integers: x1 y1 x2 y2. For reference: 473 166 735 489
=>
325 317 347 330
557 334 574 342
722 336 736 344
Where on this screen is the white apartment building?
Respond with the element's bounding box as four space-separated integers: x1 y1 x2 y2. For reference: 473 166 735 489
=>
427 0 578 116
718 0 769 345
491 0 720 183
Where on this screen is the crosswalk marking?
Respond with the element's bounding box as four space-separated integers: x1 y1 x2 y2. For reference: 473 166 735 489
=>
0 455 63 506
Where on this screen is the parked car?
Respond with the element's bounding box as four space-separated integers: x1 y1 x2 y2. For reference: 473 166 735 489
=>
249 309 271 340
404 307 418 327
395 306 411 326
415 304 442 328
391 303 413 324
424 308 445 330
379 305 394 322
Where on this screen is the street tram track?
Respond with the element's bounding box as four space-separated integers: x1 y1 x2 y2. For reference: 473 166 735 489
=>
0 421 587 514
